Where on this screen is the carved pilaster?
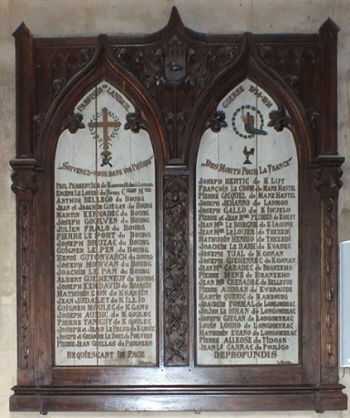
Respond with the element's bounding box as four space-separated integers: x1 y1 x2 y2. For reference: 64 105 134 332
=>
10 159 37 374
319 19 339 154
315 159 343 372
163 176 189 365
13 23 34 157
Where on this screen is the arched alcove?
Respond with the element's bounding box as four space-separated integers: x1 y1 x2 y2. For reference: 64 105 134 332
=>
196 79 299 366
55 81 157 367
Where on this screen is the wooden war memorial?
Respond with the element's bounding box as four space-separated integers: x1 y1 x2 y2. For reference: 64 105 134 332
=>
10 8 347 413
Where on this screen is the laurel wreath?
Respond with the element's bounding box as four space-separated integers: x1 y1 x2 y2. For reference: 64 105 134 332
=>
88 109 121 147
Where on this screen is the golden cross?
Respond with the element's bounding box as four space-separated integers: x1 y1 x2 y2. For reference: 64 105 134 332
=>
88 107 121 152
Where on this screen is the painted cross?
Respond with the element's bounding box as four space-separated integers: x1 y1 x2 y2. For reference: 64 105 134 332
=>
88 107 122 167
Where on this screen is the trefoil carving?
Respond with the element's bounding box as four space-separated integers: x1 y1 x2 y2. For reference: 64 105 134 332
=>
268 106 292 132
124 110 148 133
60 111 85 135
205 109 227 133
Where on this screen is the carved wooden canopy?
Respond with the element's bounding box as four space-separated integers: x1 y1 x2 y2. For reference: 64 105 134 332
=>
10 7 347 413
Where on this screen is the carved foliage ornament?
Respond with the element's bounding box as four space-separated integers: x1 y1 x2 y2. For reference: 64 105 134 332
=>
11 172 37 195
124 110 148 133
60 111 85 135
114 39 240 91
19 200 30 369
315 164 343 368
315 166 343 191
268 106 292 132
10 168 37 369
322 194 337 367
206 109 227 133
113 36 239 159
163 176 189 365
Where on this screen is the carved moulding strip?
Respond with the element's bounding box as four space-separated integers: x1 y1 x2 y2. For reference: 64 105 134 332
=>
163 176 189 365
315 156 344 372
8 384 348 413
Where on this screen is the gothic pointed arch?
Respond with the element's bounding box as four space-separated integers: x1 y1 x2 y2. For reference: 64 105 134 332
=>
186 32 313 167
35 35 167 168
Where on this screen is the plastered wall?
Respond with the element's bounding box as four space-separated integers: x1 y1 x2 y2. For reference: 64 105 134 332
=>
1 0 350 417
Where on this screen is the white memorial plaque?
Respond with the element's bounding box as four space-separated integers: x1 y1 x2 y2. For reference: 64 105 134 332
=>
55 82 157 366
196 79 298 365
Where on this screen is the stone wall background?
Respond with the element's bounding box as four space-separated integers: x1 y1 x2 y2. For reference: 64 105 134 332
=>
1 0 350 416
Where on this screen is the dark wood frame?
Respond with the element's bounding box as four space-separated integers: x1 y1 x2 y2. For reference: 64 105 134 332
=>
10 8 347 413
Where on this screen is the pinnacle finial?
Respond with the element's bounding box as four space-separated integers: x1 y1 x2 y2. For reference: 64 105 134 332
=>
168 6 185 29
